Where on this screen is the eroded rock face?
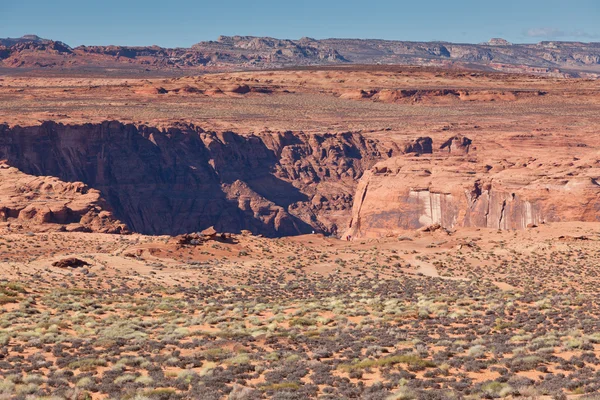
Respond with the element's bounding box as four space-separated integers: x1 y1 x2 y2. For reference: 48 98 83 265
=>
0 162 127 233
402 137 433 154
0 121 386 236
2 120 598 238
440 135 472 154
345 151 600 238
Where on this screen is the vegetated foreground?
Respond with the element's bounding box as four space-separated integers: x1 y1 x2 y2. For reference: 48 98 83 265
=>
1 225 600 399
0 65 600 399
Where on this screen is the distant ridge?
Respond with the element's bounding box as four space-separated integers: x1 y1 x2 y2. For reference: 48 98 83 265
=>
1 34 599 77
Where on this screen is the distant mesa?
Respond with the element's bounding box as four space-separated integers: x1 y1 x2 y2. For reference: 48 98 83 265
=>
486 38 512 46
1 34 599 77
21 34 43 41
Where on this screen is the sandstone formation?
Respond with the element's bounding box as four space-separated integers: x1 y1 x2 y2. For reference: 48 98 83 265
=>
339 88 547 104
439 135 472 154
0 67 598 239
345 142 600 238
0 121 386 237
0 162 127 233
2 119 598 239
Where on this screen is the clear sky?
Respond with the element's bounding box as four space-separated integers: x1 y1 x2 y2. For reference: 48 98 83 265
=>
1 0 598 47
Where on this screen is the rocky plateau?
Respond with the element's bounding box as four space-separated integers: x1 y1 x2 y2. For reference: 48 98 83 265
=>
2 34 600 77
0 66 598 238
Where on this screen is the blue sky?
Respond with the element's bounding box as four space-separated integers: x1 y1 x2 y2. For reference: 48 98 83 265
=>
1 0 598 47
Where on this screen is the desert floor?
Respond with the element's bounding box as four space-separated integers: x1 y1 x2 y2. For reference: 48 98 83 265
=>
1 66 600 399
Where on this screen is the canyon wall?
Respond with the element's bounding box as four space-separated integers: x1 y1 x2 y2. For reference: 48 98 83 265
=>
0 121 386 236
345 147 600 238
1 122 597 238
0 162 127 233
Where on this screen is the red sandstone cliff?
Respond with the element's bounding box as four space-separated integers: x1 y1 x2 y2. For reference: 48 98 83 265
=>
2 122 598 238
0 162 127 233
345 139 600 238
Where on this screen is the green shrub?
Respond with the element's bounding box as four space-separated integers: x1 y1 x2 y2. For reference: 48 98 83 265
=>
67 358 107 371
114 374 137 385
261 382 300 391
134 375 154 386
338 354 435 372
143 388 177 399
76 377 94 388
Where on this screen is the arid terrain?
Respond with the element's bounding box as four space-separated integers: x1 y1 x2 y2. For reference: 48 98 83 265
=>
1 62 600 399
2 35 600 78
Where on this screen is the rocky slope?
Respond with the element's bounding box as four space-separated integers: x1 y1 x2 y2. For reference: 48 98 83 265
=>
0 162 127 233
345 136 600 238
1 35 600 76
0 121 387 236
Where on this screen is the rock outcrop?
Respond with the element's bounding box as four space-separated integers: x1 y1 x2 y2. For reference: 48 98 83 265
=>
52 258 91 268
339 88 547 104
3 120 597 239
440 135 472 154
0 162 127 233
0 122 386 237
345 144 600 238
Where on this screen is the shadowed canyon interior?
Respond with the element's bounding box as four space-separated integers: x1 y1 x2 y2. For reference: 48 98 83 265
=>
0 121 598 237
0 121 385 236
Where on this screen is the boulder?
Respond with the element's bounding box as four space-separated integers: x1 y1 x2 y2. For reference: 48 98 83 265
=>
52 258 91 268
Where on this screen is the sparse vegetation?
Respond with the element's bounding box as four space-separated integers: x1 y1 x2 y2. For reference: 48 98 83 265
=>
1 67 600 398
